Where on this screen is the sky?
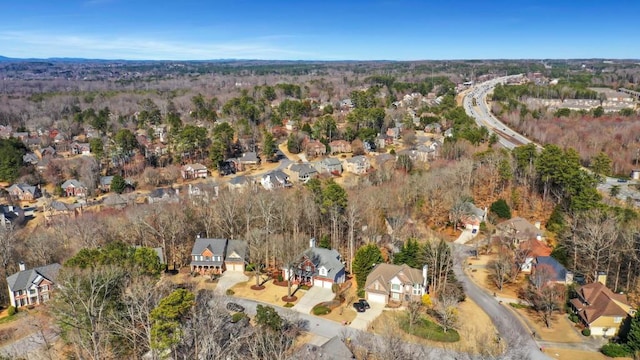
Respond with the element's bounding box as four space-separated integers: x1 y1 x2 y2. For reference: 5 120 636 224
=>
0 0 638 61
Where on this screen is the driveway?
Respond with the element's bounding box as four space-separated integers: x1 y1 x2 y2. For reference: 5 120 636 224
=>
215 271 248 295
349 302 385 330
454 228 476 244
292 286 335 314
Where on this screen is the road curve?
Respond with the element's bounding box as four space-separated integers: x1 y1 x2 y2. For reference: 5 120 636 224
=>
453 244 552 360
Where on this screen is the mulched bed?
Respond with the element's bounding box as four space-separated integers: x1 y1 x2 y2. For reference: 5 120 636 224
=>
250 285 265 290
282 295 297 302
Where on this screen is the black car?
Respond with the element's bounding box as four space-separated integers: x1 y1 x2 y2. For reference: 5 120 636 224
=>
353 302 365 312
226 302 245 312
358 299 370 309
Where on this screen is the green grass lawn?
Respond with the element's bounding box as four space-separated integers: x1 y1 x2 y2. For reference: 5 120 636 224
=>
399 314 460 342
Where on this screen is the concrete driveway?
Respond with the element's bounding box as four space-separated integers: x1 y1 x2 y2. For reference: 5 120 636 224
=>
349 302 385 330
215 271 248 295
293 286 335 314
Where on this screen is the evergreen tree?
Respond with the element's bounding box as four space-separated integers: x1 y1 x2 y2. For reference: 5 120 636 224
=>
110 174 127 194
490 199 512 219
352 244 384 289
394 238 420 268
625 310 640 352
150 289 195 352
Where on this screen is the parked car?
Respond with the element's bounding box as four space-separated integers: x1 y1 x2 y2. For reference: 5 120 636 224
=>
358 299 370 310
617 178 628 183
353 302 365 313
226 302 245 312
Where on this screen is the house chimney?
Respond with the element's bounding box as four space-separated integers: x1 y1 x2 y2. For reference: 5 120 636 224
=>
19 261 26 271
596 271 607 286
309 238 316 248
422 265 428 289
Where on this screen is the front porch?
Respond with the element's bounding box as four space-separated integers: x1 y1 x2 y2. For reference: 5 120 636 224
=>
191 264 225 275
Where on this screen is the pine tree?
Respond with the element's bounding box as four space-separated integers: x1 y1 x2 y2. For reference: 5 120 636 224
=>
352 244 384 289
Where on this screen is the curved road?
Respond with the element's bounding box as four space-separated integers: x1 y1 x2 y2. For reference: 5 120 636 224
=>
453 244 551 360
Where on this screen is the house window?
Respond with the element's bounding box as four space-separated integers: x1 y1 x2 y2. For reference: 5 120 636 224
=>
412 284 422 295
29 289 36 295
614 316 623 323
392 293 400 300
305 266 311 272
40 285 48 291
391 284 401 292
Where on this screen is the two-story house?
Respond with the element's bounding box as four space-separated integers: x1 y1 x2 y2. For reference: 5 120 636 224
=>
7 183 41 201
190 237 247 275
316 157 343 174
181 163 208 179
61 179 88 197
260 170 291 190
7 262 61 308
365 263 428 304
287 163 318 183
570 275 634 336
282 239 346 289
343 156 371 175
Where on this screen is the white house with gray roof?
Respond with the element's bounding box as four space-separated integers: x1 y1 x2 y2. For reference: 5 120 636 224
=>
190 238 247 274
7 262 61 308
282 239 346 289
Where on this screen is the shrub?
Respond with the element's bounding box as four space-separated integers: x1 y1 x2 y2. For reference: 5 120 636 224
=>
231 312 246 323
568 314 579 323
7 306 16 316
357 289 365 298
582 328 591 336
245 263 255 272
284 302 295 308
331 283 340 294
277 274 283 282
226 289 235 296
312 305 331 315
300 285 310 291
490 199 511 219
601 343 631 357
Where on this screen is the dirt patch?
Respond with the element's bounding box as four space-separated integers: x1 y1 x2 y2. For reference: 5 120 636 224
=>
231 276 304 307
467 254 522 299
543 348 625 360
511 307 583 343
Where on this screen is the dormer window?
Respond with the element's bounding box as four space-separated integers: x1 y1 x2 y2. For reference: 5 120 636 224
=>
319 267 327 276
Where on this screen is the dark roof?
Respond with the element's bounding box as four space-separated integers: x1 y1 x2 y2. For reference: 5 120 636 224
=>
289 163 318 176
291 336 354 359
7 263 61 292
100 176 114 186
535 256 569 281
226 240 247 261
61 179 85 189
228 176 249 186
191 238 227 256
572 282 631 325
301 247 344 279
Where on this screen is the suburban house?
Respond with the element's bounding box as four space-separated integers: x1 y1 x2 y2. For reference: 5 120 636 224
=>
260 170 291 190
570 277 634 336
61 179 87 197
532 256 573 285
518 239 552 273
343 155 371 175
386 127 401 140
496 217 543 244
458 202 486 233
0 205 25 228
70 142 91 155
305 140 327 158
287 163 318 183
329 140 351 154
99 176 114 192
7 183 41 201
181 163 208 179
316 157 343 174
238 152 260 169
189 237 247 274
375 134 392 150
147 188 180 204
7 262 61 308
227 175 252 192
282 239 346 289
23 153 39 165
292 336 354 359
364 263 428 304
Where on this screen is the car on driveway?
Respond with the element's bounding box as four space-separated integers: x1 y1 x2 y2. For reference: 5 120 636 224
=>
358 299 370 309
226 302 245 312
353 302 365 312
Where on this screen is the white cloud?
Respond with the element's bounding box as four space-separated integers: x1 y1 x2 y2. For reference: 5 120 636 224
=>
0 31 321 60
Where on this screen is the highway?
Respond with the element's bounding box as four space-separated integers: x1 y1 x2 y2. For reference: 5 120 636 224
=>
462 75 534 150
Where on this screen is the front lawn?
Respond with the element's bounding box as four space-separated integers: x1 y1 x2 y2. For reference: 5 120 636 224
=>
399 314 460 342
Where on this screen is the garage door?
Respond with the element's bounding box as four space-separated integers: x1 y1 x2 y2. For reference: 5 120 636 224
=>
313 278 333 289
227 264 243 272
367 292 387 304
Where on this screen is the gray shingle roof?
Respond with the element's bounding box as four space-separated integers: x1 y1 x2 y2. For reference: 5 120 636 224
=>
226 240 247 261
302 247 344 279
7 263 61 292
289 163 317 177
191 238 227 256
61 179 85 189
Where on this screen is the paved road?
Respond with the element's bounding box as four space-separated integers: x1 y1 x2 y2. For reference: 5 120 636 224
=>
453 244 553 360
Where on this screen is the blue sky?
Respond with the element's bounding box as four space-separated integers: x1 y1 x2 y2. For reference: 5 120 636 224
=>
0 0 638 60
